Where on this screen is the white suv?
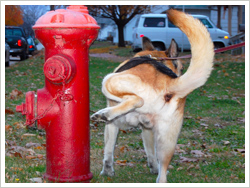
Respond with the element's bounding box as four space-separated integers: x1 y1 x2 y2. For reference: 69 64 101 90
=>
132 13 230 51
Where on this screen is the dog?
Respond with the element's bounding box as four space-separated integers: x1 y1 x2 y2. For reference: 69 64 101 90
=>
90 9 214 183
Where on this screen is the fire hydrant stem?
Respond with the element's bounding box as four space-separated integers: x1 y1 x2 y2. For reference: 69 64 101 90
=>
16 5 100 183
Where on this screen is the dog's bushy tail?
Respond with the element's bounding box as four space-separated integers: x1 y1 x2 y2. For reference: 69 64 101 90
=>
167 9 214 98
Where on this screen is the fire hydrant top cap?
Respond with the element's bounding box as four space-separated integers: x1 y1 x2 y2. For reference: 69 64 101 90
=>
33 5 100 29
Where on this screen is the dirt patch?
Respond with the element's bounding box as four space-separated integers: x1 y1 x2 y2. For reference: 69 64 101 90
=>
89 53 128 63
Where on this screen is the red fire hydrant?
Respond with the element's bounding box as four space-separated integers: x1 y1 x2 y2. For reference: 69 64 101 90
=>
16 5 100 183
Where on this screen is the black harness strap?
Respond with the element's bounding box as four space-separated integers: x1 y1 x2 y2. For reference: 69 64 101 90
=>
114 56 178 79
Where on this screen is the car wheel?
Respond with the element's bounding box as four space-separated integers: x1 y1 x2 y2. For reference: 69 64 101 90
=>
153 43 165 51
214 43 224 50
5 61 10 67
20 51 27 61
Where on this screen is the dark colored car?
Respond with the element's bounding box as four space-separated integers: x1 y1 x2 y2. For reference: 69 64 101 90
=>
5 42 10 67
27 37 37 55
5 26 29 61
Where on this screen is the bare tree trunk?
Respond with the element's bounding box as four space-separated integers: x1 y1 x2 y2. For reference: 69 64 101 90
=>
118 25 125 47
228 5 232 36
50 5 55 11
217 5 222 29
238 5 243 33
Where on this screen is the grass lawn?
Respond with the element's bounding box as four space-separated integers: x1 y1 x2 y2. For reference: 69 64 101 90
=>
4 47 245 183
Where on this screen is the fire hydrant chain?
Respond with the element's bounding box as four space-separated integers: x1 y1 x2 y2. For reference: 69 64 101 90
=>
26 74 73 126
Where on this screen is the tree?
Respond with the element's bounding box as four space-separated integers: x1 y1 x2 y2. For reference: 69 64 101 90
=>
88 5 151 47
5 5 24 26
21 5 47 37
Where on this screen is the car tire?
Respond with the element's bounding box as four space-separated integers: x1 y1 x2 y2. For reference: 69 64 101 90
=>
214 43 224 50
20 51 27 61
153 43 165 51
5 61 10 67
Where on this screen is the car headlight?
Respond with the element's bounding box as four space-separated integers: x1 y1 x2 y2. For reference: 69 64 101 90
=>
224 36 229 39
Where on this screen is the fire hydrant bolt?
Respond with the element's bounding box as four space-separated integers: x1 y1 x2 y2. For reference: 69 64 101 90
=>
44 54 75 83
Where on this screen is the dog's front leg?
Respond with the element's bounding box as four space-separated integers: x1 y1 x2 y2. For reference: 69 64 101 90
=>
100 122 119 176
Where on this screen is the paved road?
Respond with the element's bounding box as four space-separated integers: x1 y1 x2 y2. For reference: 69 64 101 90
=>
9 43 44 66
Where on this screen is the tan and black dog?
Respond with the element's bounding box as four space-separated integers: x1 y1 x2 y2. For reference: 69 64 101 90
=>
91 9 214 183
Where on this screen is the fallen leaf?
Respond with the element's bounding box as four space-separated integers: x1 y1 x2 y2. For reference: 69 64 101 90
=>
187 164 195 171
195 164 200 169
5 109 14 114
184 116 193 119
168 165 174 169
9 146 36 155
214 123 222 128
5 139 16 146
34 146 44 150
10 167 23 171
127 162 136 167
115 160 127 166
5 125 13 131
179 156 199 163
200 123 209 127
26 155 37 160
10 89 23 99
6 153 14 157
177 167 183 171
26 142 41 148
37 154 44 159
30 177 43 183
191 150 205 157
22 133 36 137
119 146 129 153
14 152 22 158
223 141 230 145
235 149 245 153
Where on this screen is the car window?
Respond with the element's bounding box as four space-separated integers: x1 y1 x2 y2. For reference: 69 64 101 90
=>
168 21 177 28
5 28 23 36
198 18 213 28
143 18 165 27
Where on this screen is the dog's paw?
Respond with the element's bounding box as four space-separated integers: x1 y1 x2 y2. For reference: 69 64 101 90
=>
90 109 109 122
150 167 158 174
100 169 115 177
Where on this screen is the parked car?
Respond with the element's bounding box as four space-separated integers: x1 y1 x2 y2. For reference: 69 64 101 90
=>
132 14 230 52
27 37 37 55
5 26 29 60
5 42 10 67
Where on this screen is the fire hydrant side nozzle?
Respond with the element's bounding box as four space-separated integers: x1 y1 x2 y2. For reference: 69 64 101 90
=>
16 5 100 183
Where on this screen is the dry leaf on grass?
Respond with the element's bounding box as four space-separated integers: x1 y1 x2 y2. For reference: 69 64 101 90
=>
235 149 245 153
5 109 15 114
29 177 43 183
25 142 41 148
5 125 13 131
191 150 205 157
10 89 23 99
22 133 36 137
179 156 199 163
115 160 135 167
222 140 230 145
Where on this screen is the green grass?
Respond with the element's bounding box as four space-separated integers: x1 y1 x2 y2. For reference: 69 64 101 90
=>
5 50 245 183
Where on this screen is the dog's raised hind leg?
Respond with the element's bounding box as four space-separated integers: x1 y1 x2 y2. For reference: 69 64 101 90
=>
91 95 144 122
